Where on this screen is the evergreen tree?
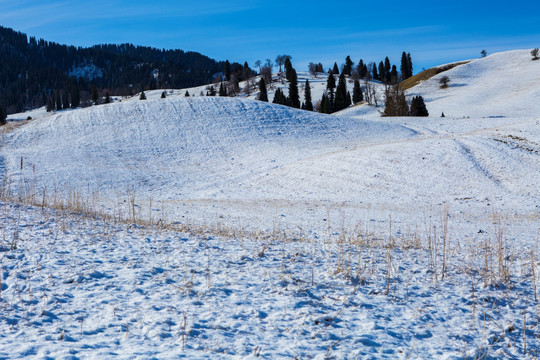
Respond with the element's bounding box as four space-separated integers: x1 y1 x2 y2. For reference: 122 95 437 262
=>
320 93 329 114
332 62 340 75
390 65 398 84
225 60 231 81
384 57 391 83
284 58 294 83
287 68 300 108
208 86 216 96
378 62 385 83
326 71 336 112
0 105 6 126
343 56 353 76
400 52 409 81
304 79 313 111
352 79 363 104
346 91 352 107
407 53 413 78
219 82 227 96
104 92 111 103
258 78 268 102
161 91 167 98
70 85 80 108
185 90 190 97
55 89 62 110
272 88 287 105
140 91 146 100
409 95 429 116
334 72 348 112
91 86 99 105
372 63 379 80
357 59 365 78
62 90 69 109
46 95 55 112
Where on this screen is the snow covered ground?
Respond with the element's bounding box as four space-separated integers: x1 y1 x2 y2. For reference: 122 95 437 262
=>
1 49 539 358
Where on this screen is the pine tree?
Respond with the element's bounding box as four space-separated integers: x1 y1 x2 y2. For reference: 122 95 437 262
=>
320 93 329 114
161 91 167 98
91 86 99 105
219 82 227 96
390 65 398 84
287 68 300 108
409 95 429 116
384 57 391 83
304 79 313 111
346 91 352 107
208 86 216 96
0 106 6 126
185 90 190 97
357 59 365 78
140 91 146 100
407 53 413 78
400 52 409 81
258 78 268 102
284 58 294 83
272 88 287 105
352 79 363 104
62 90 69 109
70 85 80 108
372 63 379 80
55 89 62 110
46 95 55 112
225 60 231 81
343 56 353 76
326 71 336 112
332 62 340 75
334 72 348 111
378 62 385 83
104 92 111 103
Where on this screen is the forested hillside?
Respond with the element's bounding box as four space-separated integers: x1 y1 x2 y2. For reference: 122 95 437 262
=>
0 26 226 113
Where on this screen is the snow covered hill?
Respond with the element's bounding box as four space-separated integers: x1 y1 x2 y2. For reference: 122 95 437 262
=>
0 49 539 359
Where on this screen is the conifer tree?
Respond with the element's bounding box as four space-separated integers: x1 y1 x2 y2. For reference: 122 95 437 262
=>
372 63 379 80
409 95 429 116
104 92 111 103
334 72 348 111
343 56 353 76
55 89 62 110
390 65 398 84
91 86 99 105
352 79 363 104
225 60 231 81
0 106 6 126
383 85 408 116
70 85 80 108
407 53 413 78
357 59 365 78
320 93 329 113
326 71 336 112
272 88 287 105
332 62 340 75
384 57 391 83
62 90 69 109
185 90 190 97
219 82 227 96
139 91 146 100
161 91 167 98
304 79 313 111
287 71 300 108
46 95 55 112
378 62 385 82
258 78 268 102
208 86 216 96
400 52 409 80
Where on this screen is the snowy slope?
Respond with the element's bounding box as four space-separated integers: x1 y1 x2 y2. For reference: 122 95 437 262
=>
1 49 540 359
342 49 540 119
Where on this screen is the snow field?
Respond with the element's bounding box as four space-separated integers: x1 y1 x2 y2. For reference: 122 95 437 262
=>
0 202 539 359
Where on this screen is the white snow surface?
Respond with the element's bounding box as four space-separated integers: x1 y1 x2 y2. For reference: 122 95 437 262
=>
1 49 540 358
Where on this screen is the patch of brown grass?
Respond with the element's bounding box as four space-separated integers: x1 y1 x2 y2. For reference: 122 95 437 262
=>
400 61 470 91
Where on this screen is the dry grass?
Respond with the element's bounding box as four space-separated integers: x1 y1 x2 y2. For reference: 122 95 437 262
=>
400 61 470 91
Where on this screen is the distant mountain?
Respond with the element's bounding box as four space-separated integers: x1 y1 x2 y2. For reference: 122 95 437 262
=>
0 25 226 114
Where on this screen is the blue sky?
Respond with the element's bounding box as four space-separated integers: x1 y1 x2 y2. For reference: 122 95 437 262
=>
1 0 538 73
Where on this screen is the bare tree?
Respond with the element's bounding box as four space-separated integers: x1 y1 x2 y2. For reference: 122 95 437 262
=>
261 66 273 88
308 62 318 78
439 75 450 88
255 60 262 74
275 55 292 73
531 48 539 61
